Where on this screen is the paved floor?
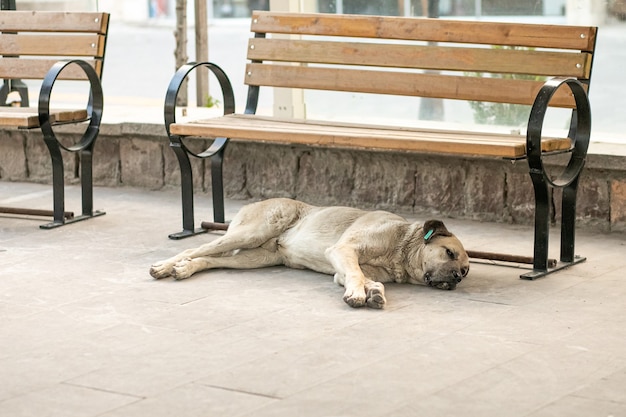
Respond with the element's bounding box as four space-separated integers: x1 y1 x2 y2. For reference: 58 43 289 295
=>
1 181 625 417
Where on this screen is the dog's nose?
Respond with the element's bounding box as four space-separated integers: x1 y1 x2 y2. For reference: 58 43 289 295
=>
452 270 462 283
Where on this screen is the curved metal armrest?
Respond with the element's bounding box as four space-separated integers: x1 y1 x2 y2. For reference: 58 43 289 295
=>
526 77 591 188
164 62 235 132
38 59 104 152
164 62 235 158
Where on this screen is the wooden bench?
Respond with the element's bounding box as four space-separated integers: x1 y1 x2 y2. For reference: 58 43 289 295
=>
0 11 110 228
164 11 596 279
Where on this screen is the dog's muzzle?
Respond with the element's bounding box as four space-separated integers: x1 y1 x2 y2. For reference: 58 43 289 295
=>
424 270 463 290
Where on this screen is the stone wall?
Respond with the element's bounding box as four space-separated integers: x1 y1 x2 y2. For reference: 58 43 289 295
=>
2 122 626 232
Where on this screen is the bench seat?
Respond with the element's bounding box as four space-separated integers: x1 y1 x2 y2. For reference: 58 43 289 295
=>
171 114 572 159
0 107 89 128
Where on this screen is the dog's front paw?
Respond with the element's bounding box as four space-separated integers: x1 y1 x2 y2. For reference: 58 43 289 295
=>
172 258 195 280
343 288 367 308
150 261 174 279
366 285 386 309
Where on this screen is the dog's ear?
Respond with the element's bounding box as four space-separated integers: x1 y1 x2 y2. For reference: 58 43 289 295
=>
422 220 452 243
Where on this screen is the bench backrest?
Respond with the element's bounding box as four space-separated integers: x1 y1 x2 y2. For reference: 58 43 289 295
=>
0 11 110 81
245 11 597 109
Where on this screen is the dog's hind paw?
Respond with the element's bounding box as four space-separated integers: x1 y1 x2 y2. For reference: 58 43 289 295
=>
150 262 173 279
172 258 195 280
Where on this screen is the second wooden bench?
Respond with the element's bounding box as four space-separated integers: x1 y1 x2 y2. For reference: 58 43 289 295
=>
164 11 596 279
0 10 110 228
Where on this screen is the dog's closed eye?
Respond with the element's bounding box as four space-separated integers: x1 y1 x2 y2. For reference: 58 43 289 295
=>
445 248 455 259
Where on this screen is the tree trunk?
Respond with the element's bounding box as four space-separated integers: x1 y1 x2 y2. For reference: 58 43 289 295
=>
175 0 188 106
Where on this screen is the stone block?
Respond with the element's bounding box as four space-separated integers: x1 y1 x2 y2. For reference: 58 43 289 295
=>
25 132 77 184
610 179 626 232
464 160 506 222
93 136 121 187
119 137 164 189
414 156 465 216
295 149 355 206
505 166 535 225
228 142 298 199
164 139 207 191
0 130 27 180
350 151 416 212
223 143 251 199
553 173 610 231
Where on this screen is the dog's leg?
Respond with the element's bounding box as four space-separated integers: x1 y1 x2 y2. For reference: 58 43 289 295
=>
151 200 307 279
171 246 284 279
326 245 368 308
150 228 282 279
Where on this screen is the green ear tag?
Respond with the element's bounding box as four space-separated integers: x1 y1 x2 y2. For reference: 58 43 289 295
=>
424 229 434 241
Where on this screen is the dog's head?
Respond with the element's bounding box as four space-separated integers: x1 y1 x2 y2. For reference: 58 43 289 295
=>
407 220 470 290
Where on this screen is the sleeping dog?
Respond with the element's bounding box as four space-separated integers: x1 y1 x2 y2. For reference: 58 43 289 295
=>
150 198 470 309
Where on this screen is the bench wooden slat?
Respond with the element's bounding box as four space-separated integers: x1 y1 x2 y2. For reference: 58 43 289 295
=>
0 58 102 80
0 11 109 33
0 34 106 57
245 63 578 108
248 38 591 79
251 12 597 51
170 114 571 159
0 107 88 128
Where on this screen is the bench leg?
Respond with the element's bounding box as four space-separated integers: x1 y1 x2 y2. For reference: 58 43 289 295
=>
168 142 207 239
528 171 551 274
39 140 105 229
561 177 579 262
42 137 67 227
168 136 229 239
77 147 105 222
521 172 585 280
559 177 586 267
210 148 226 224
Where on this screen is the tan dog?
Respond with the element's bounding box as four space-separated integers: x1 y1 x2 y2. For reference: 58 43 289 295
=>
150 198 470 309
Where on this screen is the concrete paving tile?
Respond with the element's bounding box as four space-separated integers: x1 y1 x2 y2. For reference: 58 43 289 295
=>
66 348 221 398
66 316 328 398
394 343 626 417
389 395 626 417
570 366 626 404
525 395 626 417
0 383 140 417
97 383 276 417
0 300 45 321
195 320 446 399
0 336 121 401
195 331 387 398
53 291 177 329
240 331 535 417
0 309 119 360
